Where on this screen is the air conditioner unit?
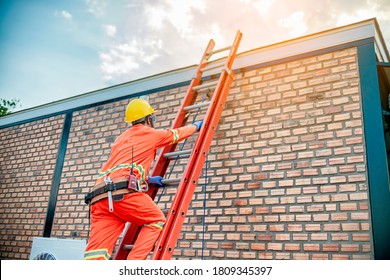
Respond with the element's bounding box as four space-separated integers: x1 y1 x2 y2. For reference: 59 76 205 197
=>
30 237 87 260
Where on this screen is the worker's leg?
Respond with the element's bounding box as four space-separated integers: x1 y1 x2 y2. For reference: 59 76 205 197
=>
114 192 166 260
84 201 126 260
126 220 165 259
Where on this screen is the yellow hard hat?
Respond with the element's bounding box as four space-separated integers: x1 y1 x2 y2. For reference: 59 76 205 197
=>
125 99 155 123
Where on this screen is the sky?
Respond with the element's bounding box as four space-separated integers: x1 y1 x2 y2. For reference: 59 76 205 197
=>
1 0 390 112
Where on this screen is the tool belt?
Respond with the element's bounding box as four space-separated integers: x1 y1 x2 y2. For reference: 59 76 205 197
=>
84 177 133 205
84 176 149 208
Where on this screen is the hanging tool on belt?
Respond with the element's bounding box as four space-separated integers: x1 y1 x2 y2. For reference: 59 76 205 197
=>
128 146 148 192
104 176 114 212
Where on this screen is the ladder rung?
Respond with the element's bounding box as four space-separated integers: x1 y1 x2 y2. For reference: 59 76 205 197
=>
123 245 133 250
192 81 218 92
184 101 211 113
161 178 181 186
201 61 225 72
163 149 192 159
124 244 155 253
208 46 231 57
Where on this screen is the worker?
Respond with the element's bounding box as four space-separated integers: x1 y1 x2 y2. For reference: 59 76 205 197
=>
83 98 203 260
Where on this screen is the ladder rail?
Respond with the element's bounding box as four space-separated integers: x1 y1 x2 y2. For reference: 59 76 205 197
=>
152 70 235 260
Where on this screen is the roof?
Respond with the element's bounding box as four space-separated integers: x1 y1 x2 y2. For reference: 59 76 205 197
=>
1 18 388 128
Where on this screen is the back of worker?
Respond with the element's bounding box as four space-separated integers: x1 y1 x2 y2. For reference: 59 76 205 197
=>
97 122 197 185
84 99 202 260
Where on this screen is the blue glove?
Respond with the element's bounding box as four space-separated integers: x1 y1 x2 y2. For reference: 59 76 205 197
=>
148 176 164 187
193 120 203 132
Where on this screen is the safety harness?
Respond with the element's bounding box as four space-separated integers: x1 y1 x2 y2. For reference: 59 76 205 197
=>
85 153 149 210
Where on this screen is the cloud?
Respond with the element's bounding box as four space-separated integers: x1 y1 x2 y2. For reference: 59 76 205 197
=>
61 10 72 20
143 0 206 38
54 10 72 20
96 0 390 86
104 24 117 37
97 0 212 83
336 0 390 26
99 37 163 81
84 0 107 17
278 11 308 38
252 0 276 17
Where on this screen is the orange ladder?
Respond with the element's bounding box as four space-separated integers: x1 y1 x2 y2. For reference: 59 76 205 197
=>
113 30 242 260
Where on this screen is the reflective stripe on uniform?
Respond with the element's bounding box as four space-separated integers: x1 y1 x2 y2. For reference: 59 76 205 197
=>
84 249 111 260
146 221 165 230
169 129 179 144
98 163 146 180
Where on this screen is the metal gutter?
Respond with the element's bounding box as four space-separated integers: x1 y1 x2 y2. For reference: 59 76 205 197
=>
43 112 73 237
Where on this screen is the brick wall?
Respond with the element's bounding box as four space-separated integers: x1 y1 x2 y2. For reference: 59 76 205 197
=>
182 46 371 260
0 115 65 259
0 46 374 260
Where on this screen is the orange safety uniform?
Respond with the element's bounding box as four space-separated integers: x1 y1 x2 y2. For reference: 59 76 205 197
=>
84 123 197 260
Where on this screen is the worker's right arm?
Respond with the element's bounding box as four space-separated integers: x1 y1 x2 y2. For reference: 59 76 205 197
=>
154 124 198 149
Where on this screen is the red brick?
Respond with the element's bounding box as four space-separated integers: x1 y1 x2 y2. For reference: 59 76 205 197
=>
292 253 309 260
311 254 329 260
352 233 370 241
293 234 308 241
341 244 360 252
284 243 300 251
268 243 283 251
258 234 272 241
351 212 369 220
342 223 361 231
340 203 358 211
305 224 321 231
275 234 290 241
331 213 348 221
323 244 339 252
324 224 341 231
304 244 320 251
251 243 266 250
332 233 349 241
287 224 303 232
311 233 328 240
